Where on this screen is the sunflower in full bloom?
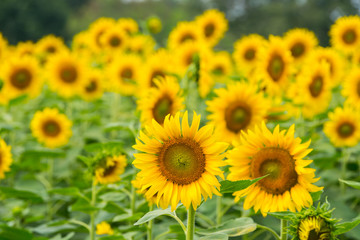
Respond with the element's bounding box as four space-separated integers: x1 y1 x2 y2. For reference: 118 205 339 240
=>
233 34 267 78
100 26 128 52
35 35 68 59
137 76 184 125
257 36 294 96
96 221 114 235
206 81 269 144
147 16 162 34
30 108 72 148
167 21 203 50
117 18 139 35
324 106 360 147
125 34 155 57
0 55 42 99
342 67 360 108
195 9 228 47
351 50 360 66
46 51 87 98
0 139 13 179
208 51 233 83
227 123 323 216
79 69 104 101
284 28 318 65
106 54 142 96
15 41 36 57
88 17 116 52
95 155 127 184
330 15 360 55
133 111 229 211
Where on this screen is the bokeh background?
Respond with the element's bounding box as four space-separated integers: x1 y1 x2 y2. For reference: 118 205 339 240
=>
1 0 360 51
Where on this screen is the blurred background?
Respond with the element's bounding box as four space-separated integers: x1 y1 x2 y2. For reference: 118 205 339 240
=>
1 0 360 51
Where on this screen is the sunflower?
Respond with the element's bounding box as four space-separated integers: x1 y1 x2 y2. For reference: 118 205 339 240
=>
96 221 114 235
30 108 72 148
46 51 87 98
117 18 139 35
342 66 360 108
0 55 42 99
100 26 128 52
79 69 104 101
351 50 360 66
132 175 157 206
330 15 360 55
147 16 162 34
72 31 90 52
106 53 142 96
133 111 229 211
35 35 68 59
15 41 36 57
257 35 294 97
206 81 269 144
233 34 267 78
125 34 155 57
324 107 360 147
284 28 318 65
0 33 8 60
95 155 127 184
293 60 332 119
167 21 203 50
227 123 323 216
208 51 233 83
88 17 116 52
137 76 184 125
195 9 228 47
0 139 13 179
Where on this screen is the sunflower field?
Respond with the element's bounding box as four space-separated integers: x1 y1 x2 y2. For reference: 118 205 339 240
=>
1 4 360 240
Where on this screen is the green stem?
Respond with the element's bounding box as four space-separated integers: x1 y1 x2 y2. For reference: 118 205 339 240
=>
186 205 196 240
196 212 215 227
280 219 287 240
216 196 222 225
341 148 350 194
147 205 154 240
167 213 186 234
90 179 97 240
154 230 171 240
257 225 280 240
69 219 91 232
47 158 54 221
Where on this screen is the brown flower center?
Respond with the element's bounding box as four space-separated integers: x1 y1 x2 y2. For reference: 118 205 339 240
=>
42 120 61 137
225 102 252 133
244 48 255 61
309 75 323 98
179 33 195 43
152 95 173 124
342 29 357 44
212 65 225 75
10 68 32 90
267 54 285 82
204 22 215 38
337 122 355 138
46 46 56 54
85 79 97 93
109 35 121 47
291 42 305 58
103 161 118 177
158 138 205 185
251 147 298 195
60 65 78 83
120 67 133 80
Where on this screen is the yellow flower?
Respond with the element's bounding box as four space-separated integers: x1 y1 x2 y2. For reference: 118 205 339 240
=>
79 69 104 101
96 221 113 235
106 53 142 96
15 41 36 57
132 175 157 206
88 17 116 52
167 21 203 50
117 18 139 35
0 139 13 179
206 81 269 144
30 108 72 148
298 216 331 240
330 15 360 54
95 155 127 184
342 66 360 108
133 111 229 210
72 31 90 52
284 28 318 65
100 26 128 52
0 55 42 99
46 51 87 98
256 36 294 97
208 51 233 83
137 76 184 125
147 16 162 34
324 107 360 147
195 9 228 47
233 34 267 78
227 123 323 216
0 33 8 60
35 35 68 63
125 34 155 57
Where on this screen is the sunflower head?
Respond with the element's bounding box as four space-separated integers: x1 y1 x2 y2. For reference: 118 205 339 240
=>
88 17 116 51
125 34 155 57
96 221 114 235
35 35 68 60
0 139 13 179
100 26 128 52
330 15 360 54
80 69 104 101
147 16 162 34
342 66 360 108
94 154 127 184
167 21 204 49
117 18 139 35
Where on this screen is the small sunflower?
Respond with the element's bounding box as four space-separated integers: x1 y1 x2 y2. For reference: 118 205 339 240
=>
125 34 155 57
227 123 323 216
106 53 142 96
284 28 318 65
100 26 128 52
137 76 184 125
79 69 104 101
342 66 360 108
257 36 294 97
35 35 68 60
167 21 203 50
95 155 127 184
330 15 360 54
0 139 13 179
233 34 267 78
0 55 42 99
88 17 116 52
117 18 139 35
324 106 360 147
133 111 229 211
96 221 114 235
46 51 87 98
195 9 228 47
147 16 162 34
206 81 269 144
72 31 90 52
15 41 36 57
30 108 72 148
208 51 233 83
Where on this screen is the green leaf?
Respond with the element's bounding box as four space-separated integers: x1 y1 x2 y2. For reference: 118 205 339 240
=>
84 141 123 153
220 175 268 194
339 179 360 190
196 217 256 237
49 187 89 201
310 190 323 202
99 191 127 202
70 198 99 213
134 208 175 225
0 187 44 203
21 149 66 159
267 211 296 220
200 233 228 240
113 213 144 222
50 232 75 240
103 122 135 132
9 94 27 106
334 216 360 235
0 225 33 240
